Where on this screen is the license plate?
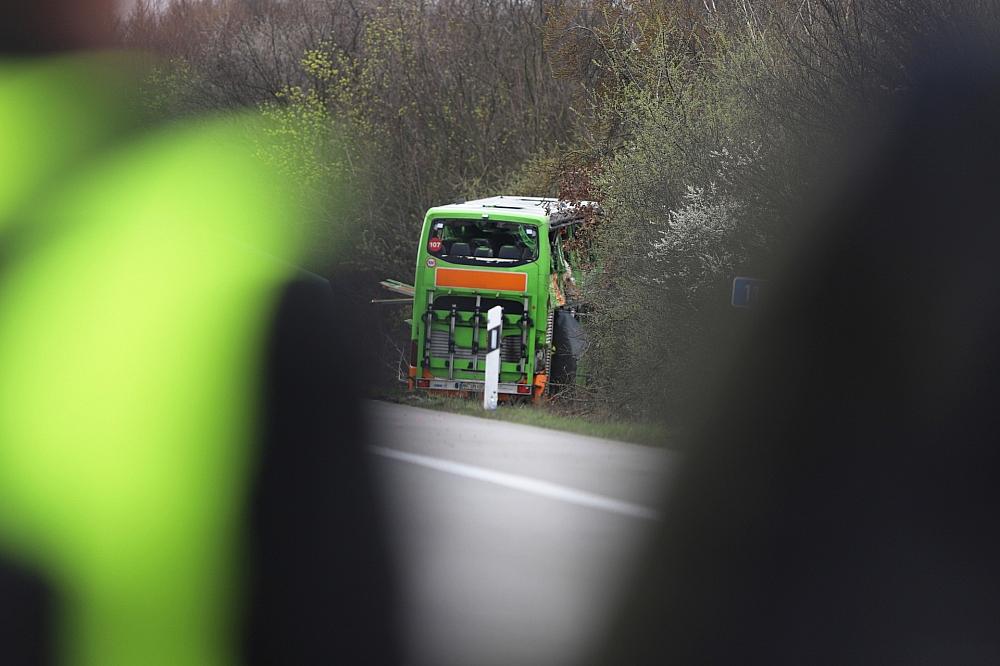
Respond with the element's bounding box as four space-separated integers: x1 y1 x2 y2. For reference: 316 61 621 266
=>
460 382 483 392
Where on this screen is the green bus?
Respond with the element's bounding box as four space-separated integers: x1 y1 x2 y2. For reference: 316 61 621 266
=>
405 196 594 402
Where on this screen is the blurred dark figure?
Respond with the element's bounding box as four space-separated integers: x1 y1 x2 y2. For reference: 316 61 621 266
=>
0 3 399 665
0 560 55 665
596 30 1000 666
244 277 399 665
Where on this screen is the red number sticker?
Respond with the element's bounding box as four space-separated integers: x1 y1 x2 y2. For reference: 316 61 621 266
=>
428 237 442 253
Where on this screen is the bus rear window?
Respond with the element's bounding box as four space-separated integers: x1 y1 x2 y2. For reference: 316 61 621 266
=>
427 218 539 266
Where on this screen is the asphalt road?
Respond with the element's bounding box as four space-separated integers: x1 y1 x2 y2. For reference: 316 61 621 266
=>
367 401 676 666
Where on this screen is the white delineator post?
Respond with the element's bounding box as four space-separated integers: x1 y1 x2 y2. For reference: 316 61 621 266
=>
483 306 503 411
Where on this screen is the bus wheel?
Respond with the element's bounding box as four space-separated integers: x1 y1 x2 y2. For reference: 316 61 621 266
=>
549 310 585 394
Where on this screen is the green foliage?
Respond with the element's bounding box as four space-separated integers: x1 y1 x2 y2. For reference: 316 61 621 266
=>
258 86 336 186
558 1 1000 418
275 0 575 274
570 13 787 417
137 57 200 116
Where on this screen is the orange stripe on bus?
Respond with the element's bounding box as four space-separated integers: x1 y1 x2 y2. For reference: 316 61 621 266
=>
435 268 528 292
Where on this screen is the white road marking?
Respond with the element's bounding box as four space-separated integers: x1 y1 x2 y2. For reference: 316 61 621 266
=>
369 445 660 521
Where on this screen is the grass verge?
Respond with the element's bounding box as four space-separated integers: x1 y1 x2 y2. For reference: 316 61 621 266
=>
376 389 673 447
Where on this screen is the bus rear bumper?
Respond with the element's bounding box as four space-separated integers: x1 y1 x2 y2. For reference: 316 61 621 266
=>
413 378 533 396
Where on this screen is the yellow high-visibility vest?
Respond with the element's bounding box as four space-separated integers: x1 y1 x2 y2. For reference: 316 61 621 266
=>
0 54 308 666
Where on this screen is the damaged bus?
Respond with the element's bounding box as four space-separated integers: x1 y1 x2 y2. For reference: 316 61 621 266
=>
401 196 594 402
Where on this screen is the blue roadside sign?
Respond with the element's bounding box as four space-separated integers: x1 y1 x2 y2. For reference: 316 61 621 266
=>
732 277 765 308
